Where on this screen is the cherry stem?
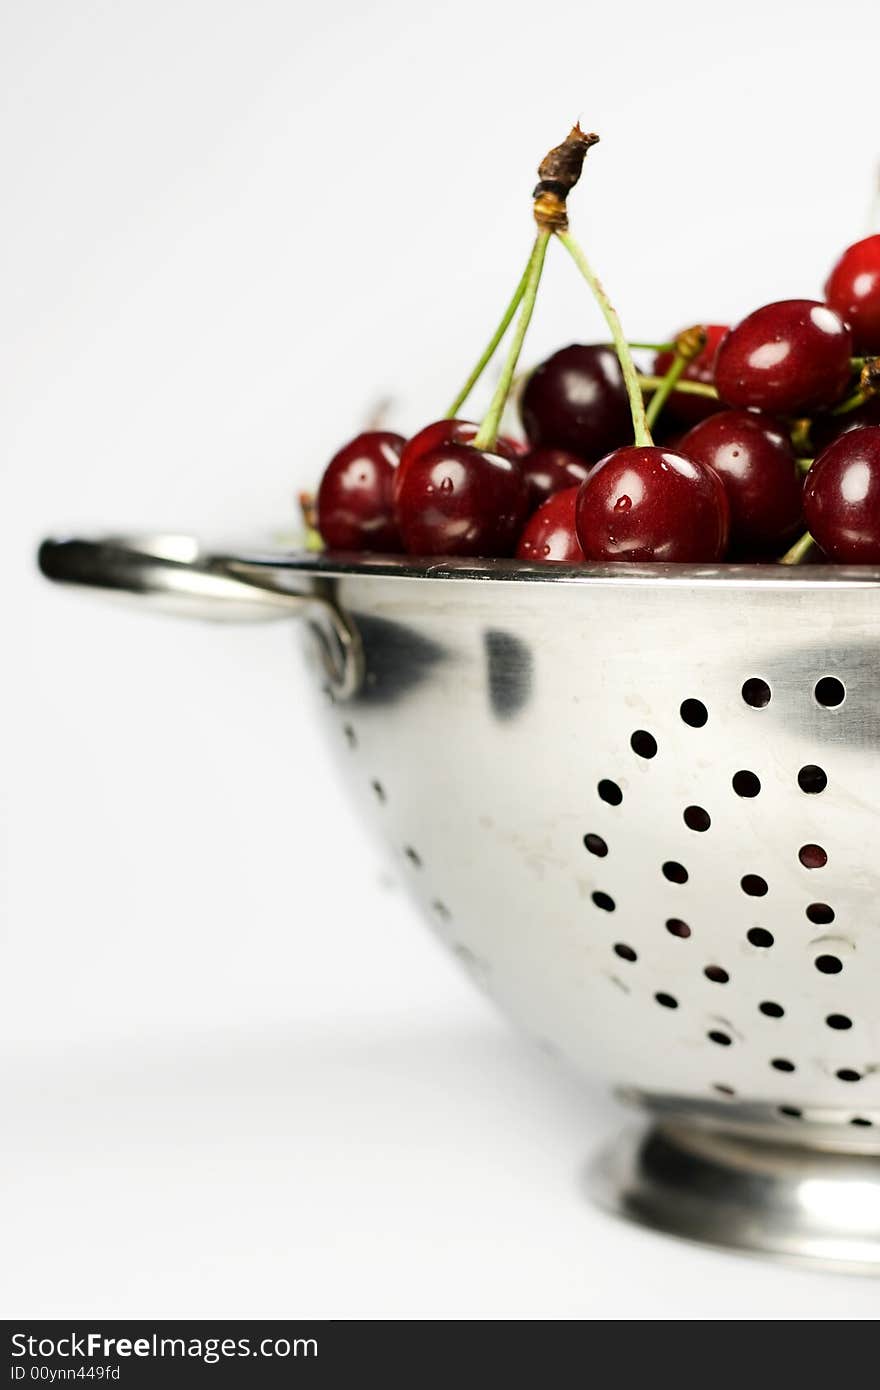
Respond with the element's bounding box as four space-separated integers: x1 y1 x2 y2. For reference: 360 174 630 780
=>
790 418 812 455
831 387 871 417
626 340 676 353
779 531 816 565
644 353 689 431
473 230 551 452
796 456 814 475
637 375 719 400
832 360 880 415
558 229 652 447
445 248 535 418
364 395 393 430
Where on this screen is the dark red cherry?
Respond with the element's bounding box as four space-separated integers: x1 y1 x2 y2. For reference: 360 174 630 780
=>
519 447 590 511
316 430 405 551
825 235 880 354
393 418 518 505
395 442 529 557
803 427 880 562
715 300 853 414
516 486 585 563
654 324 728 426
575 446 729 562
520 344 631 459
500 436 530 457
677 410 802 551
810 395 880 454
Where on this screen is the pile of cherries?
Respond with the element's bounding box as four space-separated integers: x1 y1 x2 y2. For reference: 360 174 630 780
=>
315 232 880 565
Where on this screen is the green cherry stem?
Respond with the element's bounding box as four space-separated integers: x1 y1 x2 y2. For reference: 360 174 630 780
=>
795 456 814 475
445 245 536 419
832 358 880 415
557 229 652 447
779 531 817 565
645 354 689 431
625 340 676 353
790 418 812 455
831 388 872 417
473 230 550 452
637 375 719 401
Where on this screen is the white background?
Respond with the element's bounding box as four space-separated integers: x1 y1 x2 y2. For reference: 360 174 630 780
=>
4 0 880 1319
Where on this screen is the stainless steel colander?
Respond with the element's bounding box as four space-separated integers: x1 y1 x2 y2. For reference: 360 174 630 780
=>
39 534 880 1271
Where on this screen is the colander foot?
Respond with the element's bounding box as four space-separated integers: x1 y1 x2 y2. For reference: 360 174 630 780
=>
591 1121 880 1273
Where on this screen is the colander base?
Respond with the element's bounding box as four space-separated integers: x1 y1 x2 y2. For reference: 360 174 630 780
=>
591 1121 880 1273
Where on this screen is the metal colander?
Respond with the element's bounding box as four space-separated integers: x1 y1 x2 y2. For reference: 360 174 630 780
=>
39 535 880 1271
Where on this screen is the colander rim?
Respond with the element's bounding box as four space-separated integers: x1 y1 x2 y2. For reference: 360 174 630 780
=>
232 550 880 590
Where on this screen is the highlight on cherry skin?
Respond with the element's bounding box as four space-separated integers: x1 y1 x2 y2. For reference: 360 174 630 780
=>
308 124 880 569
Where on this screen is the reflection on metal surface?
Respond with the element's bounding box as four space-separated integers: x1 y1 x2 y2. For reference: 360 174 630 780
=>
484 630 534 722
350 615 446 707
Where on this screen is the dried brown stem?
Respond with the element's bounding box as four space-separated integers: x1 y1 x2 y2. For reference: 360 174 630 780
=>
532 124 599 232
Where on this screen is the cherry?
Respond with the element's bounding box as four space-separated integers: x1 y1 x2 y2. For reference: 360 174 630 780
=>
810 395 880 454
519 344 631 459
316 430 405 551
516 486 585 562
575 446 729 562
500 436 530 457
714 300 853 415
395 442 529 557
825 235 880 354
803 427 880 562
654 324 728 425
393 418 518 505
677 410 802 551
519 447 590 511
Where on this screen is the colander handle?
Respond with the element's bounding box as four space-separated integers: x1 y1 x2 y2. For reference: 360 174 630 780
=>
38 533 362 699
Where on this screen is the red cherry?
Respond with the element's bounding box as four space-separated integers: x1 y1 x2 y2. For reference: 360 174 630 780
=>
500 436 530 457
316 431 405 551
654 324 728 426
677 410 802 551
395 442 529 557
803 427 880 562
811 396 880 454
714 300 853 414
519 344 632 459
519 447 590 511
393 419 518 505
392 417 522 505
516 486 585 563
575 446 729 562
825 234 880 354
